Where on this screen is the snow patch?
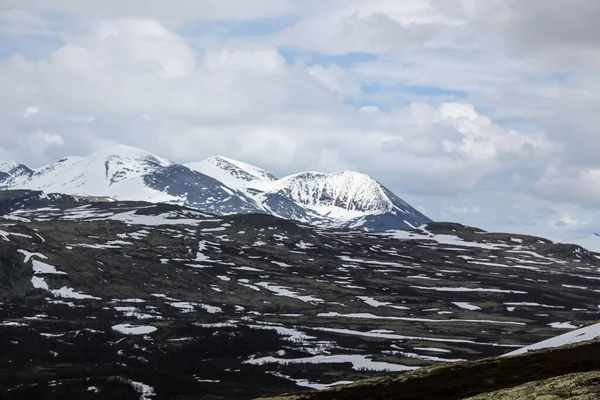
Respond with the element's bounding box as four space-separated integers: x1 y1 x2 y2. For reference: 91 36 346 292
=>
245 354 418 372
503 322 600 356
453 302 481 311
112 324 157 335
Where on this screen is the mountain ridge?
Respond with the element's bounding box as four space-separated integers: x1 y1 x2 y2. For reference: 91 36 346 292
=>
186 155 277 188
568 233 600 253
0 145 431 231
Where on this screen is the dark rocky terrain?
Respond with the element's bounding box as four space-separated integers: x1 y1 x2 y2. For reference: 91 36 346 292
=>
257 334 600 400
1 190 599 399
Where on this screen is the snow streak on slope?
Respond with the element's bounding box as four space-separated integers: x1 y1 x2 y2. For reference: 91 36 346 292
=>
252 171 392 220
503 322 600 357
186 156 276 188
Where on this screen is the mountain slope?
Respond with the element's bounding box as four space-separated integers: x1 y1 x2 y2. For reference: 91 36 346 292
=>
503 320 600 357
2 191 600 399
186 155 277 188
0 145 264 214
253 171 393 219
0 145 177 203
186 156 430 230
0 146 430 231
257 330 600 400
143 164 264 214
183 153 431 230
250 171 430 230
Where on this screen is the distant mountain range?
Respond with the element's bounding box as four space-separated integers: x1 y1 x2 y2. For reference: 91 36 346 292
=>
0 145 431 231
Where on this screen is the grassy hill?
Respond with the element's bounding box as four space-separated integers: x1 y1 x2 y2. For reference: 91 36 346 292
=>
256 337 600 400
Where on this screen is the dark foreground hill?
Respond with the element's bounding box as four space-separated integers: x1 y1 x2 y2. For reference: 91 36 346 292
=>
1 190 600 399
256 327 600 400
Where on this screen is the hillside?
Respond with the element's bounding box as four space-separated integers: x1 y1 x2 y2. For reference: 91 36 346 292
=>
1 190 600 399
256 323 600 400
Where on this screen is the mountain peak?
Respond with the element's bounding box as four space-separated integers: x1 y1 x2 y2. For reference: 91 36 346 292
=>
1 145 175 201
208 155 239 164
0 146 430 231
0 161 17 173
254 170 393 220
186 155 276 188
88 144 171 163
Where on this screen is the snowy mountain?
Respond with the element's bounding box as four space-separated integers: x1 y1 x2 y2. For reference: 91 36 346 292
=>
0 145 430 230
2 145 177 203
0 146 263 215
249 171 431 230
186 155 277 188
0 161 17 173
186 157 430 230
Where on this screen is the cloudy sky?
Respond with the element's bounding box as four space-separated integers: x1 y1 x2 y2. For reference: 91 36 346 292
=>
1 0 599 240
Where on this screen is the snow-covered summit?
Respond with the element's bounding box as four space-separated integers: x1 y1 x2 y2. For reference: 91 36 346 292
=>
183 155 430 228
34 145 171 179
0 145 431 231
186 155 276 188
0 161 17 173
253 171 393 220
1 145 176 203
186 156 396 220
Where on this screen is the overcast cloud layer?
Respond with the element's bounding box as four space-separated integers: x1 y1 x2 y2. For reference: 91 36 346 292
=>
1 0 599 241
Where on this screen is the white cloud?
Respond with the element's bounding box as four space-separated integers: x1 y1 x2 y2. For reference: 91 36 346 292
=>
13 0 307 22
69 115 95 123
23 106 39 118
536 164 600 204
0 18 553 194
316 149 357 172
0 9 49 35
267 0 476 54
79 18 196 79
23 131 65 160
359 106 379 115
306 65 361 97
443 206 481 214
552 214 585 230
2 1 600 241
500 0 600 59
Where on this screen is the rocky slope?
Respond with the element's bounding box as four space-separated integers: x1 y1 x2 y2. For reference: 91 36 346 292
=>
258 324 600 400
0 146 430 231
1 190 600 399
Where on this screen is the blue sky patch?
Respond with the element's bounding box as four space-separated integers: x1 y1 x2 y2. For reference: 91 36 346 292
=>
404 85 467 98
0 33 63 61
279 48 377 67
